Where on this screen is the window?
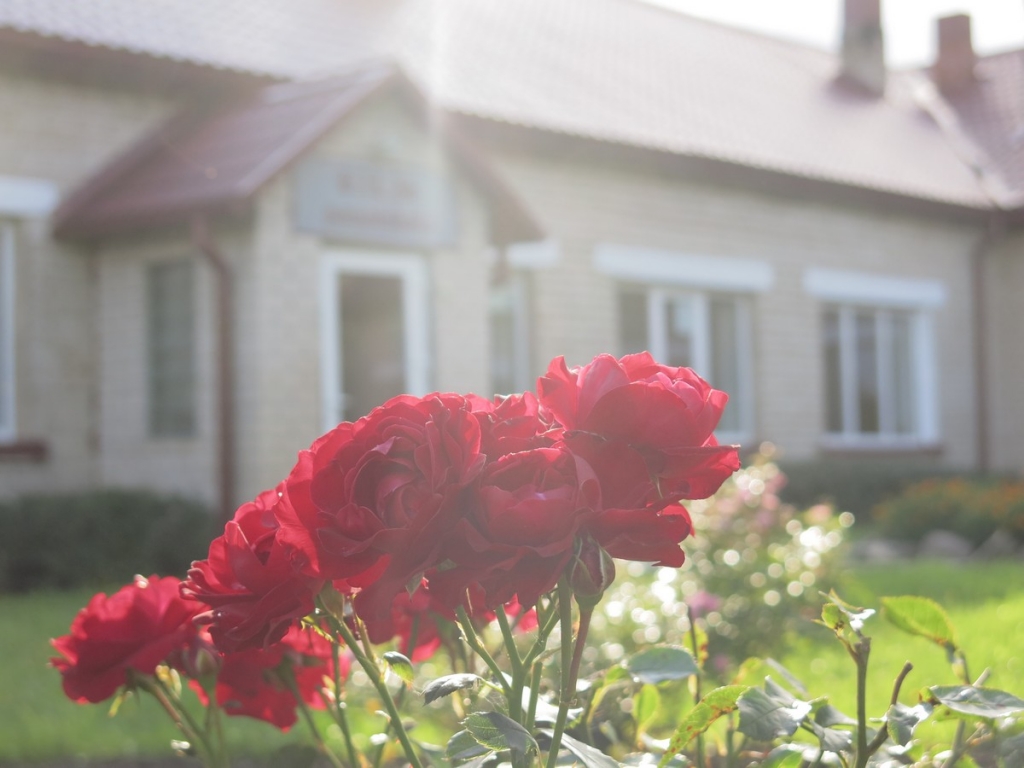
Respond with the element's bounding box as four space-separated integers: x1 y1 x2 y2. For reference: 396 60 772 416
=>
0 222 14 442
618 286 753 441
821 305 936 444
320 251 430 429
489 272 531 396
804 268 943 448
147 260 196 437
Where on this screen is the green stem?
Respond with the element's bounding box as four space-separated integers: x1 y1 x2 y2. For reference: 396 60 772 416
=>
523 595 561 670
689 619 706 768
456 605 513 698
141 675 219 768
281 667 345 768
853 638 872 768
497 606 525 677
330 642 360 768
527 659 543 729
546 579 577 768
321 608 424 768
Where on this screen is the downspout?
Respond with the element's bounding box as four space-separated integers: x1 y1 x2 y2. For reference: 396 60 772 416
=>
970 212 1003 474
190 216 236 523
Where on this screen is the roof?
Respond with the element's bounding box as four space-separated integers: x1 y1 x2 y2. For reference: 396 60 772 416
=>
53 63 544 243
0 0 995 210
937 48 1024 206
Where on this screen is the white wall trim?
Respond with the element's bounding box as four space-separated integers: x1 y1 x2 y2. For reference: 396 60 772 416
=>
506 239 561 270
594 243 774 293
803 267 947 308
0 175 59 218
318 250 430 432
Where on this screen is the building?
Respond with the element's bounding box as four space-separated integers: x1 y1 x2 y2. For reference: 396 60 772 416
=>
0 0 1021 515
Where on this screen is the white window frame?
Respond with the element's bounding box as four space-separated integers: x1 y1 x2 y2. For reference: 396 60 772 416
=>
319 250 430 431
805 268 943 450
0 222 15 443
595 243 770 446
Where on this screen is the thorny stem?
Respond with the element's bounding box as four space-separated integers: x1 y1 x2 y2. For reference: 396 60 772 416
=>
853 637 872 768
281 666 345 768
546 579 577 768
143 674 221 768
528 659 543 730
689 618 706 768
330 640 360 768
865 662 914 757
455 605 513 698
319 604 424 768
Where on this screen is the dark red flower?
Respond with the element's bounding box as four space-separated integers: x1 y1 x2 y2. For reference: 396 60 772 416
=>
182 487 322 653
274 394 489 636
197 625 345 731
537 353 739 498
51 575 200 703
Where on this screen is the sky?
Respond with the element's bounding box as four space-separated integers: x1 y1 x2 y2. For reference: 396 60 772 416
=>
644 0 1024 68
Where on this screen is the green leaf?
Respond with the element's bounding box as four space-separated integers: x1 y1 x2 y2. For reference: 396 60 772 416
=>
760 744 806 768
885 702 933 746
928 685 1024 719
658 685 748 768
382 651 414 684
463 712 538 758
627 645 699 685
1000 732 1024 768
881 596 957 651
446 729 492 762
809 721 853 753
539 730 619 768
634 684 661 734
423 673 482 704
737 686 812 741
814 704 856 727
825 591 876 631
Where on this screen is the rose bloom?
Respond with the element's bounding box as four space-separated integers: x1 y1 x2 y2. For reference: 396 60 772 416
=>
538 353 740 499
52 575 200 703
182 486 323 653
275 393 494 637
194 625 345 731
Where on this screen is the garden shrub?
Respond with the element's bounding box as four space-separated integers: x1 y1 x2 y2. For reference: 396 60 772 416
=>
593 447 852 678
872 477 1024 546
0 489 216 593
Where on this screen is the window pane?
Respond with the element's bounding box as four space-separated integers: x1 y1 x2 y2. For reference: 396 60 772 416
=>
490 277 527 395
618 289 648 354
822 309 843 433
148 261 195 437
0 223 12 435
339 273 405 421
855 310 879 433
666 295 695 368
710 297 740 434
891 311 915 434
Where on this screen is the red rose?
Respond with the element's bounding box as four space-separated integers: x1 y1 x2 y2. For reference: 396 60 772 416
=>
275 394 488 634
474 392 559 457
197 625 345 731
51 575 200 703
432 446 598 609
182 487 323 653
537 353 739 498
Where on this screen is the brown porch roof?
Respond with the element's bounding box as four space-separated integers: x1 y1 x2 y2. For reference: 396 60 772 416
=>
53 62 545 245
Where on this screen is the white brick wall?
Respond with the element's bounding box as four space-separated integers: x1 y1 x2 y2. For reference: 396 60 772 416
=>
985 233 1024 473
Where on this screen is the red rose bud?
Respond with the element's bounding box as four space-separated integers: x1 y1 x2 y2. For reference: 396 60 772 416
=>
569 537 616 609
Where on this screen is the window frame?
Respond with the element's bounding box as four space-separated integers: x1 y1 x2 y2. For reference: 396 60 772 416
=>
0 221 15 443
146 259 198 439
804 267 943 451
318 250 430 432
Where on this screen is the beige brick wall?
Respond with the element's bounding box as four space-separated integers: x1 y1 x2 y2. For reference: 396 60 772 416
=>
488 150 981 467
236 93 492 502
985 233 1024 473
94 234 223 506
0 69 175 498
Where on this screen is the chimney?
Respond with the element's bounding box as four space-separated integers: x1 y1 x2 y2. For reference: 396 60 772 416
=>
840 0 886 95
933 14 976 93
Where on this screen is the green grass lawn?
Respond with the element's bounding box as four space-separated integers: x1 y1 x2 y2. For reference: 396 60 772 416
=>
2 560 1022 764
776 559 1024 749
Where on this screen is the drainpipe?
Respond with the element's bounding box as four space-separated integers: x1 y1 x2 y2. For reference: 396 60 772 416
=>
190 216 236 523
971 212 1003 474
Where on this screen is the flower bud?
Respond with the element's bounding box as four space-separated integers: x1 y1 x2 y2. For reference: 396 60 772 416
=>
178 634 221 682
569 536 616 610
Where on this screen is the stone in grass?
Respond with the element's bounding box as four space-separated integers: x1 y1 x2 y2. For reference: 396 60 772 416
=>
971 529 1018 560
918 530 973 560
